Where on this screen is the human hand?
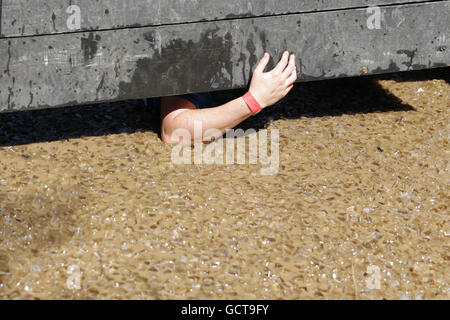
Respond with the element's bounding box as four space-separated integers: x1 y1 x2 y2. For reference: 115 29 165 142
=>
248 51 297 109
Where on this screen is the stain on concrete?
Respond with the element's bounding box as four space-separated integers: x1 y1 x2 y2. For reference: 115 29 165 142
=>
118 28 234 100
371 60 401 74
397 49 418 70
81 33 101 64
51 12 57 32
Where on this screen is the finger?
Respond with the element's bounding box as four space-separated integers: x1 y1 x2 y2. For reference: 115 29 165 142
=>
282 54 296 77
255 53 270 73
272 51 289 74
285 67 298 86
282 84 294 97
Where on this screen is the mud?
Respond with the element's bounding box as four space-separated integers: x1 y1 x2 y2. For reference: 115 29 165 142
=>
0 68 448 299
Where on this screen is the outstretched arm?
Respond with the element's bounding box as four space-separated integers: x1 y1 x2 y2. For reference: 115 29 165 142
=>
161 51 297 145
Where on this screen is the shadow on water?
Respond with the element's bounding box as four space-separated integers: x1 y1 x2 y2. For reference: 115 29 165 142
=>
237 67 448 132
376 66 449 83
0 67 447 147
0 100 160 147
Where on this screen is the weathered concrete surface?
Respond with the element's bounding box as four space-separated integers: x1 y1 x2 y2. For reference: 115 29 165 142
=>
0 2 449 112
1 0 430 37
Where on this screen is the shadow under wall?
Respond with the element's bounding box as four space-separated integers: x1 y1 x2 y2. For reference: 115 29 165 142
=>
0 67 448 147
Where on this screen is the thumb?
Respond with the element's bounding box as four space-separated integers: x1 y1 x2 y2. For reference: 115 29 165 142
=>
255 53 270 73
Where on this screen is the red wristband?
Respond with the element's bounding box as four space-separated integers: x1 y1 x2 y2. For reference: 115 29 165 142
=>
242 91 263 115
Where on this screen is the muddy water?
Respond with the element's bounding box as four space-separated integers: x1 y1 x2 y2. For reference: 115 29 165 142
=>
0 68 448 299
